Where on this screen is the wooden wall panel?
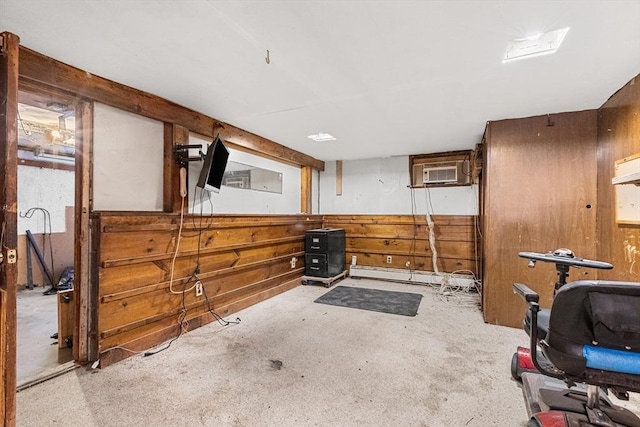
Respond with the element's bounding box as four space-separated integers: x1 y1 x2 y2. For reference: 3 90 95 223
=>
597 74 640 281
300 166 312 214
482 111 598 328
96 213 322 366
75 100 95 361
323 215 479 275
0 31 20 427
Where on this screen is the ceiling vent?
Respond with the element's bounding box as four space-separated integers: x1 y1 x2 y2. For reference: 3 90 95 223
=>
503 27 570 63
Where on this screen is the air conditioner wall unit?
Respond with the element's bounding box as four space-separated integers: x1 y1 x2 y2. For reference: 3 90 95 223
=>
419 160 470 186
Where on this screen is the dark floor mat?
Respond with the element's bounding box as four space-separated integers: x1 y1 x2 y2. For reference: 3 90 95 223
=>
314 286 423 317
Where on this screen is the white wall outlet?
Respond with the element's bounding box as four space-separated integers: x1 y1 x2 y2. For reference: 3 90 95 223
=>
351 255 357 266
406 261 411 267
290 257 297 268
386 255 392 263
195 281 203 297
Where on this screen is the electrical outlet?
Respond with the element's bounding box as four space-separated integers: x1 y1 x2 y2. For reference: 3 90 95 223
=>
386 255 392 264
195 281 203 297
406 261 411 267
290 257 297 269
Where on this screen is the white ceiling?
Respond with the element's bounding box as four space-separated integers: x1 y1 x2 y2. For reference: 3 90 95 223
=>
2 1 639 161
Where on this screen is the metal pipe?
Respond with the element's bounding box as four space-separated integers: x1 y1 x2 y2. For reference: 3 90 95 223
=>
25 229 55 287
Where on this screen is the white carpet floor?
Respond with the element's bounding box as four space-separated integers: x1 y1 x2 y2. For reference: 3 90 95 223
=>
16 278 635 426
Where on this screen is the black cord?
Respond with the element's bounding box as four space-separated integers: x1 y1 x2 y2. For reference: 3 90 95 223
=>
146 157 229 358
144 276 190 357
201 284 240 327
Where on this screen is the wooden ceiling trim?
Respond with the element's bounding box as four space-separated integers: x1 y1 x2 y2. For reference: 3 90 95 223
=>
18 46 324 170
214 123 324 171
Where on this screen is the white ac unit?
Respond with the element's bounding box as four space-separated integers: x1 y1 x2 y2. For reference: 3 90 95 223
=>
423 164 458 184
418 160 471 185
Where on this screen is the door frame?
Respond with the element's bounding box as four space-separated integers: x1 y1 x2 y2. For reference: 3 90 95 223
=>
1 31 97 425
1 31 20 427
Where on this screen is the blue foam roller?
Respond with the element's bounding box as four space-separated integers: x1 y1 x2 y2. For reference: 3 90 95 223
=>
583 345 640 375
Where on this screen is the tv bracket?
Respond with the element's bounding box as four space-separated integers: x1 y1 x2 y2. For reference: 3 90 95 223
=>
174 144 205 168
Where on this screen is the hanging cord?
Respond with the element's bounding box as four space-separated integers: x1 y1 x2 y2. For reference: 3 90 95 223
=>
409 187 419 281
191 180 238 326
19 207 55 280
423 188 439 274
201 284 240 327
144 278 190 357
434 270 482 307
168 195 199 295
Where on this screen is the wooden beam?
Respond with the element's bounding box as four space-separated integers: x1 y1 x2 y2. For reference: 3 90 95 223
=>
18 45 324 171
0 31 20 427
215 122 324 171
301 166 312 214
18 46 218 139
163 123 174 213
336 160 343 196
17 158 75 172
163 124 187 213
74 101 96 362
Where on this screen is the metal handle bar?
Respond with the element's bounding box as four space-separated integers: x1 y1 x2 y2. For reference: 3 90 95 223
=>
518 250 613 270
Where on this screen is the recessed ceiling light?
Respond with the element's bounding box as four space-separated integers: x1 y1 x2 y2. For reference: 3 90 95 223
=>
503 27 570 63
307 133 336 142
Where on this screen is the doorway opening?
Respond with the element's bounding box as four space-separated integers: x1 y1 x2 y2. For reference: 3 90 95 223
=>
15 90 77 388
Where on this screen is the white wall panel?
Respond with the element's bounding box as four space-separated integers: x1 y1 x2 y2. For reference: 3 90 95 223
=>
319 157 478 215
93 103 164 211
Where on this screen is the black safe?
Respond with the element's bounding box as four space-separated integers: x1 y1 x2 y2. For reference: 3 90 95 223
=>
304 228 346 278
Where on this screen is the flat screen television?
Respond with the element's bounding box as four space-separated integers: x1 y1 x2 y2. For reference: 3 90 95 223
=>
196 136 230 193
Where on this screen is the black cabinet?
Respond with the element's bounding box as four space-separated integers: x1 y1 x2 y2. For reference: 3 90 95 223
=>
305 228 346 278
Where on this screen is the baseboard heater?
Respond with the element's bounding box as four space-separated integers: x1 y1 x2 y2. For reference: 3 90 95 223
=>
349 265 476 290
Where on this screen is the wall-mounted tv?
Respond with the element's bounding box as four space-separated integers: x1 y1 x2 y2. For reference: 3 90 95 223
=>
196 136 230 193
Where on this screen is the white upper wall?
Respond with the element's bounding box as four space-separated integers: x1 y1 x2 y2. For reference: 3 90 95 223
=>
319 157 478 215
91 103 301 214
93 103 164 211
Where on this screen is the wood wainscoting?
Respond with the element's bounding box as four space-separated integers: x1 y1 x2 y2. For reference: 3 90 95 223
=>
322 215 479 276
95 213 322 366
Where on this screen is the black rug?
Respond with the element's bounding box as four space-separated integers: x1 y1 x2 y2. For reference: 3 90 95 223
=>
314 286 423 317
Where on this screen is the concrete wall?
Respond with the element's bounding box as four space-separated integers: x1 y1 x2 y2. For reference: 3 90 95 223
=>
17 166 75 286
17 166 74 234
319 157 478 215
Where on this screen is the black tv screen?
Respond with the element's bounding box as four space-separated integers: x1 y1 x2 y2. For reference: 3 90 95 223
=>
196 136 230 193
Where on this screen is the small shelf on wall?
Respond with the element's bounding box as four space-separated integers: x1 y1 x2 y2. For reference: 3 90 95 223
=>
612 171 640 186
613 154 640 225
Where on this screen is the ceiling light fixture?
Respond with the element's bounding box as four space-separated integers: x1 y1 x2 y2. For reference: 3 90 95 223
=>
307 133 336 142
502 27 569 63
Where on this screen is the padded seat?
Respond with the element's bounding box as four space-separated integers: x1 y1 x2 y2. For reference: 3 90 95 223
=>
524 307 550 341
541 280 640 392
